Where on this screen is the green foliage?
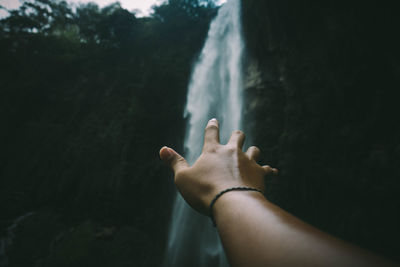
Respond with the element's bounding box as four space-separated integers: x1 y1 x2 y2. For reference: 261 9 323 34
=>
0 0 217 265
0 0 74 35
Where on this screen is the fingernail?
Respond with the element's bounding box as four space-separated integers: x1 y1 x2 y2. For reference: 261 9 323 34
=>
162 146 173 160
210 118 217 122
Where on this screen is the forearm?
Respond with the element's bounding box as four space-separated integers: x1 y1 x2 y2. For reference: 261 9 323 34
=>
160 119 396 267
214 191 394 267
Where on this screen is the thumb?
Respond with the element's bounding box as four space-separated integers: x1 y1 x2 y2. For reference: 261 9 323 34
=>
159 146 189 174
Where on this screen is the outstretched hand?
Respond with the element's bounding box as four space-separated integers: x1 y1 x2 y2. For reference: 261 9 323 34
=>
160 119 396 267
159 118 278 215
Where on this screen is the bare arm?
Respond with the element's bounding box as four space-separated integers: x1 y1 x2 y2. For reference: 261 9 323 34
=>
214 191 391 267
160 118 396 267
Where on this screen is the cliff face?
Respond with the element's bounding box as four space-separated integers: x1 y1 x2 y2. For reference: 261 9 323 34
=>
2 1 400 265
0 2 216 266
242 1 400 261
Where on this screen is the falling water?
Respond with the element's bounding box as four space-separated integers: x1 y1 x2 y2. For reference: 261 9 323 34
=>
0 212 34 267
164 0 244 266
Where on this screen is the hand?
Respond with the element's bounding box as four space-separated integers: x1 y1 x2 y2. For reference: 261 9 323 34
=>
159 118 278 215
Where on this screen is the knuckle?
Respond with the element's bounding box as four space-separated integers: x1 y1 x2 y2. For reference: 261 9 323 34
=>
226 145 238 154
204 146 217 153
205 125 218 132
233 130 244 136
204 143 222 154
176 157 186 164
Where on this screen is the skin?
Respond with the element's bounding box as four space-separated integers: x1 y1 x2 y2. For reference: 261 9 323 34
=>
159 118 397 267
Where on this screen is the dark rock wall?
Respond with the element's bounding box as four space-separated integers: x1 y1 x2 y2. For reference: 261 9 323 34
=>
0 3 216 265
242 1 400 262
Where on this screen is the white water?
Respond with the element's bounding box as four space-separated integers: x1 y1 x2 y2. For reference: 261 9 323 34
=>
0 212 34 267
164 0 244 266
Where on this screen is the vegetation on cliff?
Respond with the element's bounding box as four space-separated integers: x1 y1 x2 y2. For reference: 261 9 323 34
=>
0 0 216 266
242 1 400 262
1 0 399 266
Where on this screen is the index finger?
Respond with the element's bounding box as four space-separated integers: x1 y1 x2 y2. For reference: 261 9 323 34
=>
203 118 220 151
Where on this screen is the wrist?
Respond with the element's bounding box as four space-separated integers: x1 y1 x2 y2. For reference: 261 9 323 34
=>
211 188 268 227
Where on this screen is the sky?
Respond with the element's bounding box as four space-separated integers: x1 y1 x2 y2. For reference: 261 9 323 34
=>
0 0 163 17
0 0 226 18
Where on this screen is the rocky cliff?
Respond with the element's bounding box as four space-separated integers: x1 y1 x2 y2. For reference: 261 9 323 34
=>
242 1 400 262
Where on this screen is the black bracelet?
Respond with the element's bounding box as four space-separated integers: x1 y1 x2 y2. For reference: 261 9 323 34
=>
209 187 265 227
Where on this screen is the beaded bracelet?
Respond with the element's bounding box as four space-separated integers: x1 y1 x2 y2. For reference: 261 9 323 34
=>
209 187 265 227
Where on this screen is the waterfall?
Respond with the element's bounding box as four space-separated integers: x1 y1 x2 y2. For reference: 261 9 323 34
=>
164 0 244 266
0 212 34 267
